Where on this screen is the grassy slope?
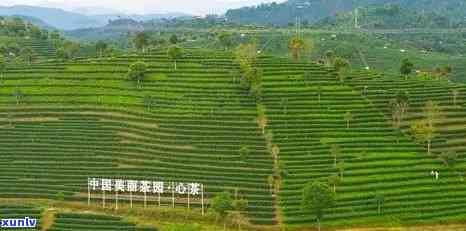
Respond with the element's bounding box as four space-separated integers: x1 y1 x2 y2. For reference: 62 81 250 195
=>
0 51 275 225
1 49 466 229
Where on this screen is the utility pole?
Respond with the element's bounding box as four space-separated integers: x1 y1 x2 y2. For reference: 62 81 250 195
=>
295 16 301 38
354 8 359 29
296 16 298 36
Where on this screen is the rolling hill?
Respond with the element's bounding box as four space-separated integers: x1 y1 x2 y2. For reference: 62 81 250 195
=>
0 5 192 30
1 47 466 230
225 0 466 26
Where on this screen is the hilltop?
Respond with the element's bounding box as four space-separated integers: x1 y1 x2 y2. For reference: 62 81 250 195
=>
0 5 191 30
225 0 466 26
315 4 463 30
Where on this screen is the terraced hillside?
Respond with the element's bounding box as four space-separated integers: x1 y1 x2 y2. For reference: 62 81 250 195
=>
0 51 275 225
49 213 155 231
257 62 466 227
2 49 466 229
18 38 57 60
0 204 42 230
348 73 466 163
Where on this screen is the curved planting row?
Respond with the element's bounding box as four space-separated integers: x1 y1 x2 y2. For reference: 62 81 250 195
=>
0 52 275 224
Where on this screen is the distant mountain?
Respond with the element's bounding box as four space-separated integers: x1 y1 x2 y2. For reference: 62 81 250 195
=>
0 5 192 31
71 7 124 16
315 4 463 30
0 5 103 30
90 13 192 24
225 0 466 26
10 15 55 30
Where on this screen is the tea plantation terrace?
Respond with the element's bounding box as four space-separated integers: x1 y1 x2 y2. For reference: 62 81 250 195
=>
0 50 465 227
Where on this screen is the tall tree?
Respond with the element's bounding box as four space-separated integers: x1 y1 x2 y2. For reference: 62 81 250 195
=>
389 91 409 128
50 30 60 40
423 100 441 130
327 174 340 193
239 145 250 162
434 65 452 81
211 191 233 230
317 85 322 104
218 32 233 50
301 181 336 231
267 175 275 193
344 111 353 129
289 36 306 61
256 104 268 134
20 47 33 65
244 67 262 100
440 151 457 167
0 54 5 80
96 41 108 58
410 119 435 155
167 46 183 70
452 89 459 106
331 144 341 168
374 193 385 215
63 41 80 60
333 57 349 83
169 34 179 45
230 198 249 231
127 61 148 86
400 58 414 80
56 48 65 61
337 160 345 180
12 89 24 105
324 50 335 67
234 43 258 71
134 32 149 53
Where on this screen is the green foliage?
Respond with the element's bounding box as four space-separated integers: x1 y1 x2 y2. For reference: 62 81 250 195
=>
50 30 60 40
410 119 435 154
234 43 257 71
56 48 65 60
211 191 233 217
134 32 149 53
400 58 414 78
289 36 307 61
0 54 5 72
423 100 442 129
96 40 108 58
127 61 148 85
20 47 34 64
167 46 183 70
330 144 341 167
218 32 233 50
344 110 353 129
333 57 349 83
63 41 80 60
170 34 179 45
233 199 248 212
238 66 262 101
165 223 202 231
434 65 453 80
373 193 385 215
327 174 340 193
440 151 457 167
390 91 410 128
239 145 250 162
301 181 336 230
56 191 65 201
278 161 288 178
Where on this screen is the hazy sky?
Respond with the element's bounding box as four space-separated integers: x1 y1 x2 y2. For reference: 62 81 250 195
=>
1 0 286 15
